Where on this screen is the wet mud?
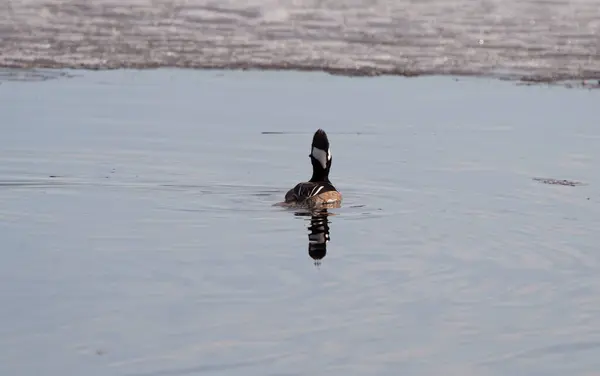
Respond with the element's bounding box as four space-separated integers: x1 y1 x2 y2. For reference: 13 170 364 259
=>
2 0 600 86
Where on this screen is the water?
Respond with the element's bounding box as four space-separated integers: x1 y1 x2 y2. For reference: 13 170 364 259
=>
2 0 600 84
1 69 600 375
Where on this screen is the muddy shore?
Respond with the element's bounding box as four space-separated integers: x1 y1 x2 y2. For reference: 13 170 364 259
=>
2 0 600 85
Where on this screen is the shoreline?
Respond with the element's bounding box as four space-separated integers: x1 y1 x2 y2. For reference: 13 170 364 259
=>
4 0 600 90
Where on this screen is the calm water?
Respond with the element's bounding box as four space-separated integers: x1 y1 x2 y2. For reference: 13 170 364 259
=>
1 69 600 376
2 0 600 84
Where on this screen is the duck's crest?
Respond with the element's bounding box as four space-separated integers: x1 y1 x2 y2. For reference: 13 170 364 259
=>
311 129 331 169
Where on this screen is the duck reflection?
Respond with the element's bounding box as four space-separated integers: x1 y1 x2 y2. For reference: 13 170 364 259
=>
295 209 333 265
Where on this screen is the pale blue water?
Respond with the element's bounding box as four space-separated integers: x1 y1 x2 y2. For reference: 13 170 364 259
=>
1 69 600 376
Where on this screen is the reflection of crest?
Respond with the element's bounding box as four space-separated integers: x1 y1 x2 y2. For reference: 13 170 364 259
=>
296 209 332 266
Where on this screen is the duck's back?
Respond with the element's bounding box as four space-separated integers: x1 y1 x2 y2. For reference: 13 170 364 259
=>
285 181 341 208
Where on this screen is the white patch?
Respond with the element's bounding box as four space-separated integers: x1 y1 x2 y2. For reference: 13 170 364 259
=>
310 185 324 197
311 147 329 169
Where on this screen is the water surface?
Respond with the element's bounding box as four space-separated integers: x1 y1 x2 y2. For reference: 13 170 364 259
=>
1 69 600 375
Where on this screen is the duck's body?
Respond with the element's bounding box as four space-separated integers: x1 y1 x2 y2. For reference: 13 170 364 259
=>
284 181 341 208
282 129 342 208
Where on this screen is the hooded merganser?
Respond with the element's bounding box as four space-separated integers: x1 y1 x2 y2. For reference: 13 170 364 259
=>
283 129 342 208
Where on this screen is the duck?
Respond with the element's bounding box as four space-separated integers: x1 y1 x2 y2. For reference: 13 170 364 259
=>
282 129 342 208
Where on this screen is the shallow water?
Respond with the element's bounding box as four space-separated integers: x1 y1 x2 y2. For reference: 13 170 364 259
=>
2 0 600 84
1 69 600 375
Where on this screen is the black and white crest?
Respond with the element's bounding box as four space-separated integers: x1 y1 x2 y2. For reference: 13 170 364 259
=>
310 129 332 170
